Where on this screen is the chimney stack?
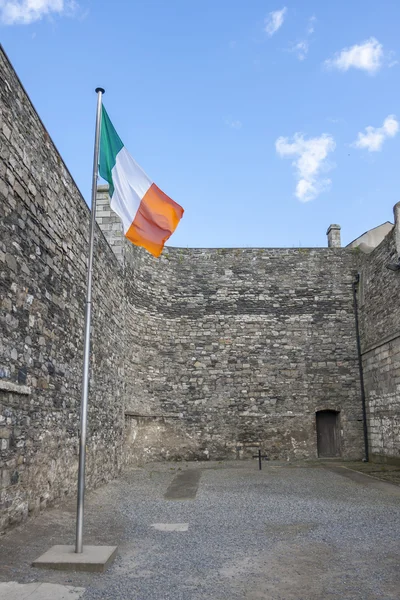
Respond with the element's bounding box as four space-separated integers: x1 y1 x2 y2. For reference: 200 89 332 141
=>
327 224 341 248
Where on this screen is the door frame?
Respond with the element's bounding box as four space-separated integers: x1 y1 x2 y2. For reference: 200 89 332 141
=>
315 409 341 458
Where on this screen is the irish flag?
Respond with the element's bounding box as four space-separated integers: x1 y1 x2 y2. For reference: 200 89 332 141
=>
98 106 184 257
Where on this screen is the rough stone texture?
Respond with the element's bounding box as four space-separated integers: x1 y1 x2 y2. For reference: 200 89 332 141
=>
327 224 341 248
95 185 124 265
358 209 400 464
394 202 400 255
0 47 126 532
119 242 364 462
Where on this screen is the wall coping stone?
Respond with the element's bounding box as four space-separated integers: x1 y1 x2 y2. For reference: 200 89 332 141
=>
315 405 342 413
0 380 31 395
124 412 180 420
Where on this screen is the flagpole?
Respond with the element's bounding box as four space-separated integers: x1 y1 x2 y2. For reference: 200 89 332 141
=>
75 86 105 554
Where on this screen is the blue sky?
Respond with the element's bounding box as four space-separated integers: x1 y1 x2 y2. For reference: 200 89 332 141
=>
1 0 400 248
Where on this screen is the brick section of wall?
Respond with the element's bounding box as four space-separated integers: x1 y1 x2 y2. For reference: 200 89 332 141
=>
359 223 400 462
95 185 124 264
0 48 127 531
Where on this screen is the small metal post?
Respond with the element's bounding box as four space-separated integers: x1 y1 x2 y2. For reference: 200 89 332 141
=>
75 87 105 554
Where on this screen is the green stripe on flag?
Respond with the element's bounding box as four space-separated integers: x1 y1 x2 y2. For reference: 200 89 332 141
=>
99 105 124 197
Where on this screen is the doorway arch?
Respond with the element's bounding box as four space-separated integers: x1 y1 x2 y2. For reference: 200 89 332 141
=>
316 410 340 457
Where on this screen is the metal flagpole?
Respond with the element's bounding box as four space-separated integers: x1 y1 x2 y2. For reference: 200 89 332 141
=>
75 87 105 554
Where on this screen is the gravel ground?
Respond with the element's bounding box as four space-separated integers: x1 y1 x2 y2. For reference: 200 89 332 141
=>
0 461 399 600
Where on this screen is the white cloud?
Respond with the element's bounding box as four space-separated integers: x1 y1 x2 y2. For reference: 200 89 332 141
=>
292 40 309 61
325 37 384 74
0 0 77 25
265 7 287 37
290 15 315 61
225 118 242 130
353 115 399 152
327 116 345 124
276 133 336 202
307 15 316 35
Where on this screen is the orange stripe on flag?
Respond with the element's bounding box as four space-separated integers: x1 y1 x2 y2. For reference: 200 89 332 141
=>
125 183 184 257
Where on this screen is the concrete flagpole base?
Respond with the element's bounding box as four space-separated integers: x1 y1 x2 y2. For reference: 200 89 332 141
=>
32 545 118 573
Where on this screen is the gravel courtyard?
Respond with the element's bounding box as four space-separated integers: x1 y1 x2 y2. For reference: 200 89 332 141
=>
0 461 399 600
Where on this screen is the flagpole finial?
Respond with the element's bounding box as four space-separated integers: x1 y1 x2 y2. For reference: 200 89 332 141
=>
95 87 105 94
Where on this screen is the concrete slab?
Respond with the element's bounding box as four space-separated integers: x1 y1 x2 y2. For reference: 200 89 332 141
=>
0 582 40 600
0 582 85 600
32 545 117 573
151 522 189 531
164 469 201 499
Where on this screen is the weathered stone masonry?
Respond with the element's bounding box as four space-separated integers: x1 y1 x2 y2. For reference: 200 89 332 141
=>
118 242 364 463
2 44 399 533
0 47 127 531
358 208 400 464
95 189 365 463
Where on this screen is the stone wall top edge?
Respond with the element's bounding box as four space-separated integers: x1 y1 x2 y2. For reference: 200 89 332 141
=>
161 246 355 253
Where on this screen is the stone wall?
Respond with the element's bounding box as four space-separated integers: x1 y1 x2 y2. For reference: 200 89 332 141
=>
95 185 365 462
117 239 364 462
358 206 400 464
0 47 127 531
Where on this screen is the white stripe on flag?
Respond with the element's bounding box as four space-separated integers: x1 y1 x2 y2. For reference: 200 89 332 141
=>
110 147 152 233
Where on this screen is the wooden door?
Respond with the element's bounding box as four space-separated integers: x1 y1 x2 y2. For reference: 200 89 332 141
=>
316 411 340 457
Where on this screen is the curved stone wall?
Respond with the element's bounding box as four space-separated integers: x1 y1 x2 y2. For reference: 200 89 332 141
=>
119 241 364 462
